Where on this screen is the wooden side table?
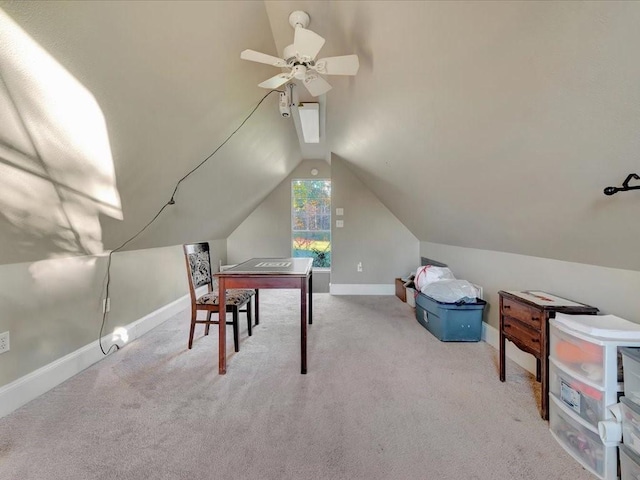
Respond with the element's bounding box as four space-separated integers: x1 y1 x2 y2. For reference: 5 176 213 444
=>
498 290 598 420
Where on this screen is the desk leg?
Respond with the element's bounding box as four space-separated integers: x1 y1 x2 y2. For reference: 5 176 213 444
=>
218 277 227 375
499 296 506 382
308 271 313 325
301 277 307 374
255 289 260 325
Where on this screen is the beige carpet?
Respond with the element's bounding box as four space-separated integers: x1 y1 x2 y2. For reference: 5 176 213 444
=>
0 290 595 479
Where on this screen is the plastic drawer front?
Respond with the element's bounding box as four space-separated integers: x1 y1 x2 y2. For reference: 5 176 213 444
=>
549 358 610 428
414 293 486 342
550 324 610 388
620 444 640 480
622 348 640 406
622 396 640 458
549 395 617 479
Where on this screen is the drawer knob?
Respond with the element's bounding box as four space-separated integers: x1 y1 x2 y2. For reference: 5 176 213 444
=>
532 316 540 321
504 305 511 309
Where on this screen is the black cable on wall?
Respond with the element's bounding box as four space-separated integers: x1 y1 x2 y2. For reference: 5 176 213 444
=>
99 89 282 355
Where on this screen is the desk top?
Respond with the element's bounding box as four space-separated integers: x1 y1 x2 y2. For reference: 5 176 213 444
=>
216 258 313 276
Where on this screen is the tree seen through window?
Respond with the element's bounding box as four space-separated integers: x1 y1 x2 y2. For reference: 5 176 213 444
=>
292 179 331 268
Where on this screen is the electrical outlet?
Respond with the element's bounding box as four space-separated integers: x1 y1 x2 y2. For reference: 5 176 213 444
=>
103 298 111 313
357 262 363 272
0 331 9 354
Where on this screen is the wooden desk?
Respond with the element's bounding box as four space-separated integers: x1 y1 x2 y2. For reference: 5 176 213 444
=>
216 258 313 375
498 290 598 420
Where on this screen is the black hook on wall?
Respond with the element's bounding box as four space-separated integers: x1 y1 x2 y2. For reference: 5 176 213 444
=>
604 173 640 196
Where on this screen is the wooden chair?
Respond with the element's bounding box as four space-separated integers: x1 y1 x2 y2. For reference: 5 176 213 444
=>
183 242 255 352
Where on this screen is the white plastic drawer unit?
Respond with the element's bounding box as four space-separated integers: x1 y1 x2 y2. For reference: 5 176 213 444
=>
549 358 613 428
621 396 640 459
620 444 640 480
549 395 617 480
550 314 640 393
622 347 640 406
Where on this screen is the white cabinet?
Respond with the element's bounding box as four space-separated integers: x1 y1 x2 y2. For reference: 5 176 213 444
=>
549 313 640 480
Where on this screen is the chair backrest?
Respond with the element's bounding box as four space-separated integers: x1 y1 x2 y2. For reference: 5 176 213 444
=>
183 243 213 300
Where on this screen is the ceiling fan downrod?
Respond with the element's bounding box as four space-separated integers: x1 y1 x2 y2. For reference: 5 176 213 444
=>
289 11 310 30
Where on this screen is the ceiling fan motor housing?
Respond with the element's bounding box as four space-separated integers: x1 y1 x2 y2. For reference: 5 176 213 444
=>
291 64 307 80
283 44 316 66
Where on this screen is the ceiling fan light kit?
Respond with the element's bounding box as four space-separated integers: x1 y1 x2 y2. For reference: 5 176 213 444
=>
240 10 359 97
278 90 291 118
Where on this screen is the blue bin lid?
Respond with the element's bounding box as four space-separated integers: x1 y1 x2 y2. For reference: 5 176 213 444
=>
418 293 486 308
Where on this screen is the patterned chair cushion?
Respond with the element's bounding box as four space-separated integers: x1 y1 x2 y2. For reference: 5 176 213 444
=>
196 289 254 306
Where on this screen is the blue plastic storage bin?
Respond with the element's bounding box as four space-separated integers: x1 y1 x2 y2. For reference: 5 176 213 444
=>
415 292 486 342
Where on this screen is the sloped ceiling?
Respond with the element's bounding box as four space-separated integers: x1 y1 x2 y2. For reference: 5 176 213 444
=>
1 1 639 271
0 0 301 263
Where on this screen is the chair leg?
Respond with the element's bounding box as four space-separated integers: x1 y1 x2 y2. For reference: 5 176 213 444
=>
232 308 239 353
247 298 253 336
188 309 197 349
205 311 212 336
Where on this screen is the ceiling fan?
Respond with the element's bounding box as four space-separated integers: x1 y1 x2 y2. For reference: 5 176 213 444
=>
240 11 359 97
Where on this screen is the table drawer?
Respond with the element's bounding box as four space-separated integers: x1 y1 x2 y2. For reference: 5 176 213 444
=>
501 297 542 330
503 316 541 355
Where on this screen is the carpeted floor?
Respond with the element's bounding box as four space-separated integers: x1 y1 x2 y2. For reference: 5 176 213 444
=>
0 290 595 479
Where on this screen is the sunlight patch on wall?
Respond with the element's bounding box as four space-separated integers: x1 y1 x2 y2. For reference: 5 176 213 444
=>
28 255 99 296
0 9 122 261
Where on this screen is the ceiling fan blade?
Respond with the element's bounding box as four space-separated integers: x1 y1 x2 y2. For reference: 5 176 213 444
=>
303 74 332 97
241 49 287 68
258 73 292 89
314 54 360 76
293 28 325 61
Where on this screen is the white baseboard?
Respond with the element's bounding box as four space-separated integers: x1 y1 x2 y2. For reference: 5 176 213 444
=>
0 293 190 420
482 322 537 375
330 284 394 295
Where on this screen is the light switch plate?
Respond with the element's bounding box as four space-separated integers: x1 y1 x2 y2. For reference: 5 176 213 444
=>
336 220 344 228
0 331 9 354
336 208 344 216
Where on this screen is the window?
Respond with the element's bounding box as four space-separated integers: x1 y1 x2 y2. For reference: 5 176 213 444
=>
292 179 331 268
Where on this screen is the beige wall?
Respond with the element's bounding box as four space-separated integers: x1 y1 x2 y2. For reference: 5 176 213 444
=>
0 240 226 388
228 157 420 291
421 242 640 332
331 155 419 285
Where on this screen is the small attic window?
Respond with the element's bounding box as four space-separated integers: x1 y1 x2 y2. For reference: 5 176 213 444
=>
291 179 331 268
